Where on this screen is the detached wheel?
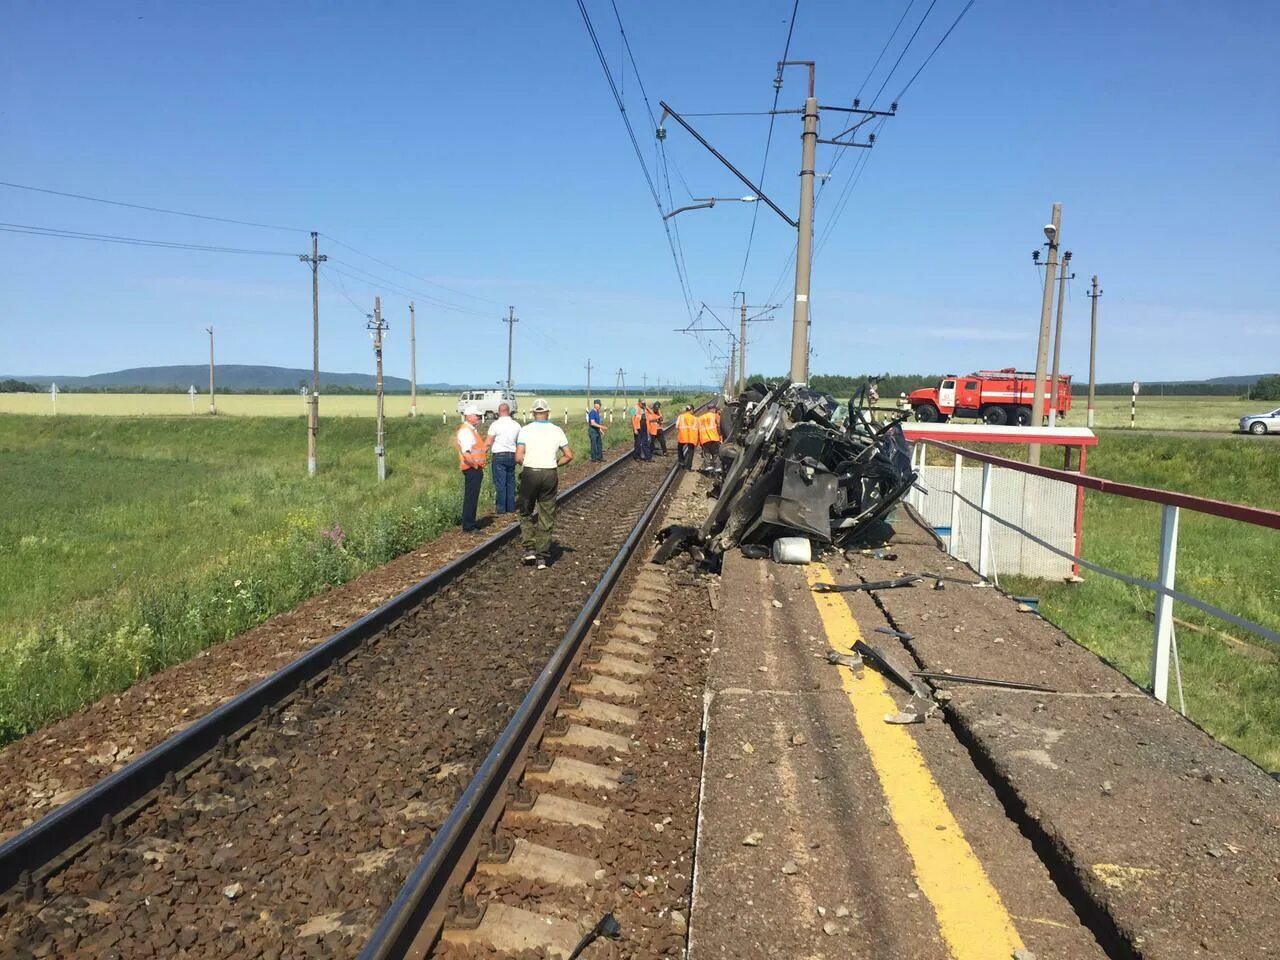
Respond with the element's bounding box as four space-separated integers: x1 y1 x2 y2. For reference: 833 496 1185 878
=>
982 405 1008 426
1249 421 1268 435
915 404 940 423
1012 406 1033 426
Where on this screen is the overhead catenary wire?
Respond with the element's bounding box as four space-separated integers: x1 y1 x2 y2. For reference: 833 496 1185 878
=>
0 180 307 233
0 222 297 256
575 0 696 321
326 259 493 318
735 0 801 292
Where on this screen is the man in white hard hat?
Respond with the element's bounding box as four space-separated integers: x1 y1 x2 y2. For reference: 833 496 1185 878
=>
516 398 573 569
456 405 487 533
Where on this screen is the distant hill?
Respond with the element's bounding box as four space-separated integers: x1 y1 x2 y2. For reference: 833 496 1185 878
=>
2 365 706 394
8 365 415 392
1203 374 1273 386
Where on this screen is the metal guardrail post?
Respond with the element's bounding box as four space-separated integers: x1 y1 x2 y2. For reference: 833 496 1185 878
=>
1150 504 1180 703
978 461 993 578
950 452 963 558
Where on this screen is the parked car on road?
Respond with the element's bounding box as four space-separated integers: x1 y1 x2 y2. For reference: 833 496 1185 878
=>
1239 407 1280 435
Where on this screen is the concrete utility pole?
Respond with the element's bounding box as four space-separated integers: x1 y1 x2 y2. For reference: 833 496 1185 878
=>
585 358 593 401
1029 203 1062 464
368 297 388 482
1087 275 1103 429
739 298 748 392
299 231 327 475
613 368 626 417
206 326 217 415
790 67 818 385
1048 251 1074 428
503 306 518 391
409 301 418 418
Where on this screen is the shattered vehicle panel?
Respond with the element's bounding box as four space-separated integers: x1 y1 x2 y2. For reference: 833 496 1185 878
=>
663 379 918 564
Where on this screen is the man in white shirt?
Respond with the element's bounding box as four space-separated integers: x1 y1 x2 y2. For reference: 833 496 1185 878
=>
455 405 487 533
515 398 574 569
486 402 521 514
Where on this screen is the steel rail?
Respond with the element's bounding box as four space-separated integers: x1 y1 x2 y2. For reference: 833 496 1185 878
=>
358 453 682 960
0 438 663 894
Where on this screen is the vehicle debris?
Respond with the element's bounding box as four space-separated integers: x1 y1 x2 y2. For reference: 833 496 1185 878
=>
874 626 915 642
825 649 864 671
812 576 923 593
911 671 1055 693
656 379 918 566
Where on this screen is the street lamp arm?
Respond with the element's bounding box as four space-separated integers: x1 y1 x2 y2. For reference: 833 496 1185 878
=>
658 100 798 229
662 201 716 220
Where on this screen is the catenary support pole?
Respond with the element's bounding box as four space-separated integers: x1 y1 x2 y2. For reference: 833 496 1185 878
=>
1048 253 1072 428
206 326 216 415
301 231 326 475
790 84 819 384
739 298 748 393
409 301 417 418
370 297 387 482
1151 505 1180 704
1087 275 1102 429
1029 203 1061 463
504 306 518 391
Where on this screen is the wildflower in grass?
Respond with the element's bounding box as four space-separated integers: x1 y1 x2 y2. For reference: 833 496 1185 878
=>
321 523 346 548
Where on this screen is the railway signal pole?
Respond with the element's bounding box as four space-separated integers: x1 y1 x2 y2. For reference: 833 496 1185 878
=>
1087 276 1103 428
503 306 518 391
206 326 217 415
1048 251 1074 428
1030 203 1062 464
299 231 327 475
368 297 388 482
409 301 418 418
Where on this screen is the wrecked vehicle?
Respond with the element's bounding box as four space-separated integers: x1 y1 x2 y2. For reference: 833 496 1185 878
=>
658 379 918 565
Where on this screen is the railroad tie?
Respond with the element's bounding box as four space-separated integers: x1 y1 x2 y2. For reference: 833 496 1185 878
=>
571 672 644 702
590 653 653 679
506 793 610 830
617 609 663 630
440 902 585 959
558 696 639 727
543 722 631 753
598 637 650 660
525 755 621 792
610 623 658 645
478 838 601 887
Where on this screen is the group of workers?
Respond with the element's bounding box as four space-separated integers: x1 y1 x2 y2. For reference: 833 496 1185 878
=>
454 396 724 570
456 399 572 570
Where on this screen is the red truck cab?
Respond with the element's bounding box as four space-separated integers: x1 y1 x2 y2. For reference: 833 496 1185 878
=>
908 369 1072 425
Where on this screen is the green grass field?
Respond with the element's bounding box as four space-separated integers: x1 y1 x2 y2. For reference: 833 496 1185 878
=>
999 433 1280 770
1074 394 1265 431
0 412 644 744
0 393 663 418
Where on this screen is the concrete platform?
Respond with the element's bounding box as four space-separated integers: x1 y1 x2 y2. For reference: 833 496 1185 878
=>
691 515 1280 959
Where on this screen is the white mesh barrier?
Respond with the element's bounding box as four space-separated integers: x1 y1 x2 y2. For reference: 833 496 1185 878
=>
915 465 1077 579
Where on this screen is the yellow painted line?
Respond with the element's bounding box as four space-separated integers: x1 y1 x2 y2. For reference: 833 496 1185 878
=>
805 562 1023 960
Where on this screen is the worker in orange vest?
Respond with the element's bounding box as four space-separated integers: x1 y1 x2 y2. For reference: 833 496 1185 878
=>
698 404 722 472
648 401 667 456
675 405 700 469
456 404 488 532
631 399 652 462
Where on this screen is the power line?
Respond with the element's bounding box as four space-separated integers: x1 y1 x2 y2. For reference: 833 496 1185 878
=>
855 0 918 102
0 180 306 233
893 0 977 101
0 221 297 256
575 0 696 321
319 232 506 307
736 0 801 291
869 0 941 107
325 259 493 318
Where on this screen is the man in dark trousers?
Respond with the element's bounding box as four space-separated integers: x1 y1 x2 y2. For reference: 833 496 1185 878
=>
587 398 607 462
649 401 667 456
516 399 574 569
631 399 652 461
455 404 487 532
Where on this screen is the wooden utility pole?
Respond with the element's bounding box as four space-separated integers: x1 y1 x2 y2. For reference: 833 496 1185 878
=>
1087 275 1103 429
1030 203 1062 464
1048 251 1074 428
503 306 518 391
409 301 418 418
368 297 388 482
299 231 327 475
206 326 217 415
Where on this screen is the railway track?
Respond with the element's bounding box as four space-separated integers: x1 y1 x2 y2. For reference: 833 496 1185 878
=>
0 440 704 959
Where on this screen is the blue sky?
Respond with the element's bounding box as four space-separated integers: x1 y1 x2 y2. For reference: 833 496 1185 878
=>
2 0 1277 388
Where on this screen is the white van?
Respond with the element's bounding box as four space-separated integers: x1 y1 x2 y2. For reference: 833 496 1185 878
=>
456 389 519 419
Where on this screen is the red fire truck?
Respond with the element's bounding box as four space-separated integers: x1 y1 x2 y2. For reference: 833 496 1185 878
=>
907 369 1072 425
